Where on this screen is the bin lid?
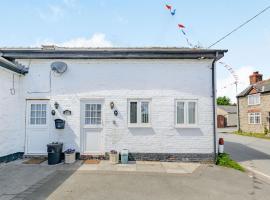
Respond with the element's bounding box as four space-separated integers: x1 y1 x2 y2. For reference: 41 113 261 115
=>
121 149 128 154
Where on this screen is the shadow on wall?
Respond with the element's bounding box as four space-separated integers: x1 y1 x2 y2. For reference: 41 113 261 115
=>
176 128 204 136
224 141 270 162
129 128 155 136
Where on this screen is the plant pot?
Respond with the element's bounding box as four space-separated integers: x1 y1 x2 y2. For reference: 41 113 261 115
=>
65 152 76 164
109 153 119 164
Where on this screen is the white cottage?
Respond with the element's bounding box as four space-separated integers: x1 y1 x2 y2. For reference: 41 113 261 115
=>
0 47 226 162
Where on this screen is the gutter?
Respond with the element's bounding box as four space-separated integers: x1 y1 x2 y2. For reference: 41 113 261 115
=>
0 54 28 75
212 52 218 163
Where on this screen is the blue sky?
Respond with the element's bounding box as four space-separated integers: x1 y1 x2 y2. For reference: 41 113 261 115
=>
1 0 270 102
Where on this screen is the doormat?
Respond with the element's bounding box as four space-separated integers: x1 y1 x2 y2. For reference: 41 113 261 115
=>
23 158 47 164
84 160 100 164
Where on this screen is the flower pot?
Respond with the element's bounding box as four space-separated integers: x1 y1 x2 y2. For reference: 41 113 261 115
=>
109 153 119 164
65 152 76 164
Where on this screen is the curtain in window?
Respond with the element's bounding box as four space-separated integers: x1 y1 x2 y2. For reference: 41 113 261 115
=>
30 104 46 125
130 102 137 123
177 102 185 124
141 102 149 123
85 103 102 125
188 102 196 124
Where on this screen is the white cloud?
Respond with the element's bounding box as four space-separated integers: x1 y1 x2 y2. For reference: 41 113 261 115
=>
217 66 255 103
37 0 80 21
33 33 113 48
38 5 64 21
59 33 113 47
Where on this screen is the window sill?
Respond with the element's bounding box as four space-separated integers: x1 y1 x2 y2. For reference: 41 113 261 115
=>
83 125 103 129
128 124 152 128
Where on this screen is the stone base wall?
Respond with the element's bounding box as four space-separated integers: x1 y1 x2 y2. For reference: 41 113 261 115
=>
0 152 24 163
128 153 214 162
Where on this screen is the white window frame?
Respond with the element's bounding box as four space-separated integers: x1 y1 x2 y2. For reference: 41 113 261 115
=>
27 101 49 128
175 99 198 128
248 112 261 124
248 94 260 105
128 99 151 127
83 100 103 129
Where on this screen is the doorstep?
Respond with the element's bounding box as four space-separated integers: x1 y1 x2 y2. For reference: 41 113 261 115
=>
78 160 200 174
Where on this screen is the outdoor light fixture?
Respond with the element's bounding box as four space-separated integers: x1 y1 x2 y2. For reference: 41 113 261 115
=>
114 110 118 116
54 102 59 109
51 110 56 116
110 102 114 109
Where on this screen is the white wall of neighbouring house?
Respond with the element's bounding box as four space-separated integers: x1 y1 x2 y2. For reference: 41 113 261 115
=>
15 59 215 155
0 68 25 157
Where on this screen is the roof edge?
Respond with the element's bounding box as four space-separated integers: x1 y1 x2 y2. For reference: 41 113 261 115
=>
0 47 227 60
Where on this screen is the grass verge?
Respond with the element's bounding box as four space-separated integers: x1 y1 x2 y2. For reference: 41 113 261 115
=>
233 131 270 140
216 153 245 172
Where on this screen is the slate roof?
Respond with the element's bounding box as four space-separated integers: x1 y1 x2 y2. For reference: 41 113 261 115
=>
218 105 237 114
237 79 270 97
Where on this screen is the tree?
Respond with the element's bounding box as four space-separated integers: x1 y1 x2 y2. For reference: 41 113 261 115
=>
217 96 231 105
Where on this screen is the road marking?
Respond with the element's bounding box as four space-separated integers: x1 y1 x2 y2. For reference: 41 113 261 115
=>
244 166 270 181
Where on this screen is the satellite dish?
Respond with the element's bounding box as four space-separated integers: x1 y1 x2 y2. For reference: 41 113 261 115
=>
51 61 68 74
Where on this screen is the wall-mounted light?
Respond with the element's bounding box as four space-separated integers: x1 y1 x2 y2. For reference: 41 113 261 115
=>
114 110 118 116
51 110 56 116
63 110 72 115
54 102 59 109
110 102 114 109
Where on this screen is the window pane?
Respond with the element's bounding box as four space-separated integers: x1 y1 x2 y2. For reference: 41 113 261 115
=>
85 103 102 125
41 118 46 124
30 118 35 124
188 102 196 124
85 104 90 110
130 102 137 123
97 111 101 118
177 102 185 124
141 102 149 123
36 104 41 110
42 104 46 111
36 118 41 124
255 113 260 124
249 114 255 124
85 118 90 124
31 104 36 111
31 111 35 118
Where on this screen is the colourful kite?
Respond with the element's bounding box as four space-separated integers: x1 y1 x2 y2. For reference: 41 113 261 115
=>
170 9 176 16
178 24 186 35
165 4 176 16
165 4 172 10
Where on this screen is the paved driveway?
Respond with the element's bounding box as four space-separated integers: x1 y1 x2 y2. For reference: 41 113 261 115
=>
1 160 270 200
218 129 270 182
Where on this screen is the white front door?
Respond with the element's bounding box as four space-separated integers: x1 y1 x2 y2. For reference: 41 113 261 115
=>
81 100 103 154
25 100 50 155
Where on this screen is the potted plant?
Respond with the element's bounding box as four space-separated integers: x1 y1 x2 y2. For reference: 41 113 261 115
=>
64 148 76 164
109 150 119 164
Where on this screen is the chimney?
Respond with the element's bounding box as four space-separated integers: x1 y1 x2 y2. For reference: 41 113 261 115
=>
249 71 263 85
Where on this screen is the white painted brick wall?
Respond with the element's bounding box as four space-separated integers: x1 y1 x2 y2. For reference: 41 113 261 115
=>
1 59 215 156
0 68 25 156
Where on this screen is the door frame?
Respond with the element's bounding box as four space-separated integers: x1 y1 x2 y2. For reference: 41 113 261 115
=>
25 99 51 155
80 99 104 154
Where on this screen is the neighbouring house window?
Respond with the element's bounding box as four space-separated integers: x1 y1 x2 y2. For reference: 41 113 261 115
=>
248 113 261 124
176 100 198 126
30 104 47 125
128 100 150 126
85 103 102 125
248 94 260 105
